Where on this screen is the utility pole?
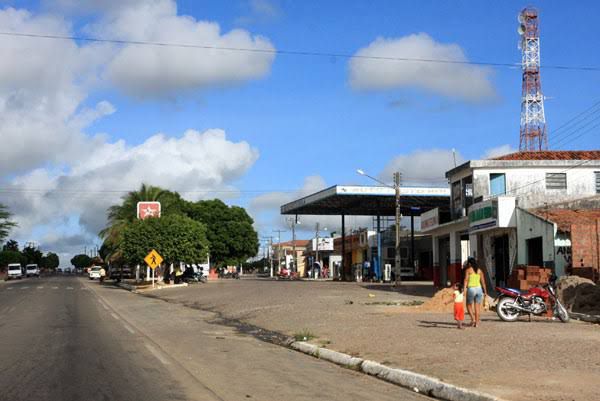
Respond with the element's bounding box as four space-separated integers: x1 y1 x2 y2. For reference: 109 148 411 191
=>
261 236 274 277
394 171 402 286
286 217 300 273
272 229 286 275
315 222 320 279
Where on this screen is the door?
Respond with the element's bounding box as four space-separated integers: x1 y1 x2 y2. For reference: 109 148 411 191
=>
494 234 509 287
527 237 543 267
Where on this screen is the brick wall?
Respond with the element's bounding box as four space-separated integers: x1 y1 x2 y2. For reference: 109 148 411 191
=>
570 218 600 270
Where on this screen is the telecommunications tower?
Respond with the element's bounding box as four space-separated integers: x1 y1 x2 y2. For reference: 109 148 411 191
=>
518 7 547 151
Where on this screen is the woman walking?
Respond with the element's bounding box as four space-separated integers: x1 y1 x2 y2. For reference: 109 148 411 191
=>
463 257 487 327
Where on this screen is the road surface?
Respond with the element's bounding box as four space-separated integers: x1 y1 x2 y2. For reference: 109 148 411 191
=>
0 276 430 401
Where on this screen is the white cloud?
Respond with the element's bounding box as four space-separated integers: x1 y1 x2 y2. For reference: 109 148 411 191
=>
0 4 271 260
381 148 464 185
0 7 112 175
7 129 259 239
349 33 496 102
83 0 276 98
481 144 516 159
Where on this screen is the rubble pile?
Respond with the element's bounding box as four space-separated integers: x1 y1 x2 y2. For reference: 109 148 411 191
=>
557 276 600 316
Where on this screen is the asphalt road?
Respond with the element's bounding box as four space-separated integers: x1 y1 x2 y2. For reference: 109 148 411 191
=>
0 276 430 401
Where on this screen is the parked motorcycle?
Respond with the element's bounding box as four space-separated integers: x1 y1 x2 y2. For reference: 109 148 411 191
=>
276 266 298 280
181 265 207 284
217 268 240 279
495 274 569 323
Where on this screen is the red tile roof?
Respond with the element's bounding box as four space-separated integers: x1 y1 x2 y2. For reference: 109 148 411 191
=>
531 208 600 232
273 240 311 248
493 150 600 161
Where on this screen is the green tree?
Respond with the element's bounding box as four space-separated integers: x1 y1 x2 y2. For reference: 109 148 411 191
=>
0 250 26 268
71 254 92 269
22 246 43 265
0 204 17 243
42 252 60 270
2 239 19 252
183 199 259 266
99 184 185 260
121 214 209 265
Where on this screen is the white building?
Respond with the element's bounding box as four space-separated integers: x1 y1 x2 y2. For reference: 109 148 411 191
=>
421 151 600 287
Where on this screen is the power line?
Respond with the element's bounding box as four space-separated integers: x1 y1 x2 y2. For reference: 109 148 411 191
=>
548 99 600 143
2 30 600 72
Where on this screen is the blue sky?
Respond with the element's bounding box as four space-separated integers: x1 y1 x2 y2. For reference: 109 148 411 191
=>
1 0 599 261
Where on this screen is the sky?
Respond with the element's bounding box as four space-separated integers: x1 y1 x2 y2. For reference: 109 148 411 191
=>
0 0 599 264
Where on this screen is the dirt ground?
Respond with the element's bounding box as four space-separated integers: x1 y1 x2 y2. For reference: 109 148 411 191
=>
143 277 600 401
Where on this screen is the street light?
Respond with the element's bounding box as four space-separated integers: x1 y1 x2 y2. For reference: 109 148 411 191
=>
357 168 402 286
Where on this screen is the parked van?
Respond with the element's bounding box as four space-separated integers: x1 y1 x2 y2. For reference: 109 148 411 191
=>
25 264 40 278
6 263 23 280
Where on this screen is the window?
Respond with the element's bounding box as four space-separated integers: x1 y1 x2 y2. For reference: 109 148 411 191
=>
596 172 600 194
489 173 506 196
546 173 567 190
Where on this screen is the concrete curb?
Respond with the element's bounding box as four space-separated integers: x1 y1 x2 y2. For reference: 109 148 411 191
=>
115 281 188 293
290 342 505 401
290 342 363 369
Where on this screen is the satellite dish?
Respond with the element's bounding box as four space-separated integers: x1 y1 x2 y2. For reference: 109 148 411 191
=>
518 24 526 35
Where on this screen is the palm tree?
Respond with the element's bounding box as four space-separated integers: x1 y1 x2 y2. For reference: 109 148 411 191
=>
0 203 17 243
99 184 181 260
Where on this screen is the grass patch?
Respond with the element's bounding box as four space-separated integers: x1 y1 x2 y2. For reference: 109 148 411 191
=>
293 329 317 342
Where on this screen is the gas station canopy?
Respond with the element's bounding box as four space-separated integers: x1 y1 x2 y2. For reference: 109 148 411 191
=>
281 185 450 216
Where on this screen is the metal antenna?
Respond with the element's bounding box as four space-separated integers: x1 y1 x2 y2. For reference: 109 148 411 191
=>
518 7 548 151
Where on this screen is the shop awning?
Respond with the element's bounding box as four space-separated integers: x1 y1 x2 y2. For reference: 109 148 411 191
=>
281 185 450 216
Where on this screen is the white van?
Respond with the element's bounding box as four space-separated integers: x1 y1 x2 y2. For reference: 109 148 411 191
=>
25 264 40 277
7 263 23 280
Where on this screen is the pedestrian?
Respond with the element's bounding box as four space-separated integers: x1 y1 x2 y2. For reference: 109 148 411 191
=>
445 282 465 329
99 266 106 284
462 257 487 327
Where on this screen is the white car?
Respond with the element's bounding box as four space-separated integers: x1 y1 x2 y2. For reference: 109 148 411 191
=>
25 264 40 277
6 263 23 280
88 266 102 280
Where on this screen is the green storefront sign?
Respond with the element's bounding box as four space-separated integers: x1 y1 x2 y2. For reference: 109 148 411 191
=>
468 200 497 226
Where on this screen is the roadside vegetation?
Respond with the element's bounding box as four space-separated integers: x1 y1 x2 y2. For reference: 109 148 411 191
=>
99 183 259 269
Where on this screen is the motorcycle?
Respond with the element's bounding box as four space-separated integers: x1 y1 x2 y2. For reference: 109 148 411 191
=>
495 274 569 323
276 266 299 280
181 265 207 284
218 268 240 279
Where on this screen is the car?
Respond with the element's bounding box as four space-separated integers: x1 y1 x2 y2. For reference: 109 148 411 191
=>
88 266 102 280
25 264 40 278
6 263 23 280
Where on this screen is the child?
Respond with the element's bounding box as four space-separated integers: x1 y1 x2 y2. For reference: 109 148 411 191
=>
446 282 465 329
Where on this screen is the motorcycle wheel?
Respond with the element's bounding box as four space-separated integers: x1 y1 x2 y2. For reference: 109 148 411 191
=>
555 301 570 323
496 297 520 322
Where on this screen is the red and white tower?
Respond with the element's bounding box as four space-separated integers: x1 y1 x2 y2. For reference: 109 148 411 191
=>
518 7 547 151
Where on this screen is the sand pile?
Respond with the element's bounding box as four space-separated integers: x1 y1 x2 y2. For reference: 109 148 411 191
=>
558 276 600 315
419 288 455 312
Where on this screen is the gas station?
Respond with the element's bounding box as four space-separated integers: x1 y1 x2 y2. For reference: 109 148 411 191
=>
280 185 450 281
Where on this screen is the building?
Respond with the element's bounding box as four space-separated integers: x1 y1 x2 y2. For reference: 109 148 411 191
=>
272 240 310 276
422 151 600 287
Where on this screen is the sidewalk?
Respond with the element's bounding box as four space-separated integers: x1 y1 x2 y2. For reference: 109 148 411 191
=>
145 279 600 401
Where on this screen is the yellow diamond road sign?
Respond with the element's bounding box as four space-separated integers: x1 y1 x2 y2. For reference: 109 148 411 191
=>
144 249 163 270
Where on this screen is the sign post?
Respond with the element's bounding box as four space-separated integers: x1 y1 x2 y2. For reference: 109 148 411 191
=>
144 249 163 288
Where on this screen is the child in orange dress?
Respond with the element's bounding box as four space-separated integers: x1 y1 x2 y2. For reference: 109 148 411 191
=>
446 282 465 329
